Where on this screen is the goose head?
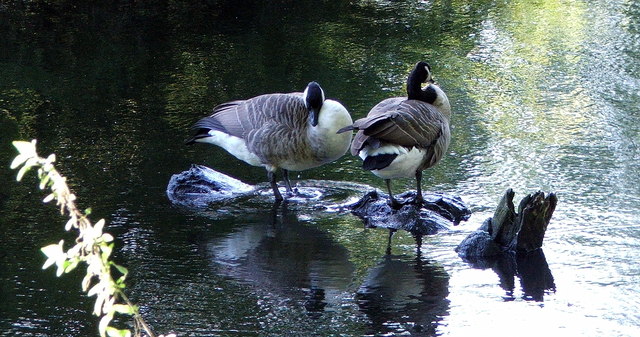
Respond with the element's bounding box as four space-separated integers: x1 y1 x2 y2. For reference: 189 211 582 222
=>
406 61 451 116
407 61 434 101
303 81 325 127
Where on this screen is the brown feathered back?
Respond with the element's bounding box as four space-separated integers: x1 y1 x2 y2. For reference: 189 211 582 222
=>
349 97 449 159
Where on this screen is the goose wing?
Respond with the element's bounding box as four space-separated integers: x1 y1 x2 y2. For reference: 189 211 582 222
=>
350 98 447 155
192 93 307 139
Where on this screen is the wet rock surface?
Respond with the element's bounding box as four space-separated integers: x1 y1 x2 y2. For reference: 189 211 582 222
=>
349 190 472 237
166 164 256 207
166 165 371 212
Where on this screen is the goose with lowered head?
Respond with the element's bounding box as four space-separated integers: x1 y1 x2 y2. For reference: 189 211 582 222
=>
186 81 353 201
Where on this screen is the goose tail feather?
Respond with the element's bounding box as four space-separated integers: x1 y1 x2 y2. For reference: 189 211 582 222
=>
336 125 354 134
362 153 397 170
185 129 211 145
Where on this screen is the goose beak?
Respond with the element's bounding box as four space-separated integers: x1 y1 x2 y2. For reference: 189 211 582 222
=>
310 108 319 127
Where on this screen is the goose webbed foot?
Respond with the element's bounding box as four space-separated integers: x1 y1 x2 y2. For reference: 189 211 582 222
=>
412 193 424 206
285 188 300 198
388 197 403 210
385 179 403 210
282 169 298 197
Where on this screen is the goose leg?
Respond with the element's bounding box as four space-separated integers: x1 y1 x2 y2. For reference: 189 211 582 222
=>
268 171 284 201
385 179 401 209
282 169 295 194
415 170 424 204
386 229 396 255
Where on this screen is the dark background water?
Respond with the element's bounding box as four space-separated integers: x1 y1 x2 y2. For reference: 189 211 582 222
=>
1 0 639 336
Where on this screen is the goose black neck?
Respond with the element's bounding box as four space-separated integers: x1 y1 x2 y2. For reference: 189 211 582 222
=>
407 74 437 104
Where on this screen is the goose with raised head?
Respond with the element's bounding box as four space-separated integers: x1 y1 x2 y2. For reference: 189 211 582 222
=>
337 62 451 208
186 82 353 201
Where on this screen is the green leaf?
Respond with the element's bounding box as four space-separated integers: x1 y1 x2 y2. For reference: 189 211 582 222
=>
41 240 65 272
101 243 113 262
95 219 105 233
43 193 55 203
39 173 51 190
115 277 127 288
112 263 129 277
87 282 103 297
65 217 77 231
45 153 56 163
112 304 135 315
82 274 94 292
106 327 132 337
101 233 114 242
64 258 79 273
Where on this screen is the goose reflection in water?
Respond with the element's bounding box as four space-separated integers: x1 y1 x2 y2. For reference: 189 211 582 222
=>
201 202 452 336
356 252 450 336
203 204 356 314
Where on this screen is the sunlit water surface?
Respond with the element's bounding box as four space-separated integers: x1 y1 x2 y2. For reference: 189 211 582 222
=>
1 1 639 336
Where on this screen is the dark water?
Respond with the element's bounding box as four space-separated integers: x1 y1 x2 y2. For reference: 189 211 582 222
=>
1 0 639 336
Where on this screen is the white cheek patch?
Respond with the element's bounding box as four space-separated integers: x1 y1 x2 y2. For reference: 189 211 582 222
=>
303 86 309 105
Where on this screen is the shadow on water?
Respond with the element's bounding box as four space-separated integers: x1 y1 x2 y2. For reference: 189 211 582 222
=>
202 201 356 316
463 249 556 302
200 204 452 336
356 251 450 336
175 185 453 335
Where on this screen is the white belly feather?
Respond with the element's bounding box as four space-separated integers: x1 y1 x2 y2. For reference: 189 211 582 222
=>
360 145 425 179
199 130 263 167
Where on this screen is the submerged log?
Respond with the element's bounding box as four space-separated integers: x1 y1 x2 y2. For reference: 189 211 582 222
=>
166 164 255 207
166 164 374 210
456 189 557 258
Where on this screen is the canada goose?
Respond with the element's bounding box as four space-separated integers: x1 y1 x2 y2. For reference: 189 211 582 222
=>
186 82 353 201
337 62 451 208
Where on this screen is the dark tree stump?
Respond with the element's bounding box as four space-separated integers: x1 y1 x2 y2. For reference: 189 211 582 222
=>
516 191 557 252
455 190 557 301
456 189 557 258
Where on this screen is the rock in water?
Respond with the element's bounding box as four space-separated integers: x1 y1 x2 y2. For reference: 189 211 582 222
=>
350 190 471 237
166 164 255 207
